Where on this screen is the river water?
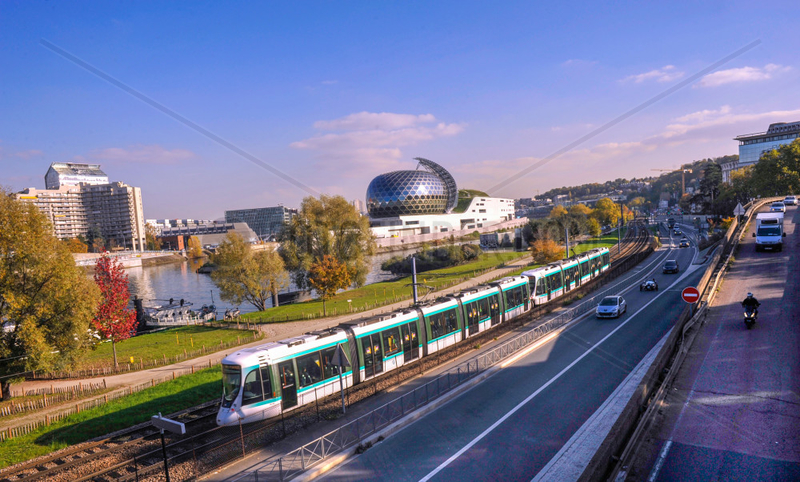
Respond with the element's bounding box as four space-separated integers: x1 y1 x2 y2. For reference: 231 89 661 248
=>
123 246 430 314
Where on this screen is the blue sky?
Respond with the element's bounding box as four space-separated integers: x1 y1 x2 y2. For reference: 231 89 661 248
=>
2 1 799 219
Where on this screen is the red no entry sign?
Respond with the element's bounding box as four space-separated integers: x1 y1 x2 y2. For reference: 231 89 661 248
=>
681 286 700 303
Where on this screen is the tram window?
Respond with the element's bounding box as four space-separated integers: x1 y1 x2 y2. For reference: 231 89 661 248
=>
260 366 274 399
320 346 338 380
536 277 546 296
297 352 322 388
446 309 458 333
242 368 263 405
429 312 445 338
478 297 490 319
403 322 418 345
383 326 402 356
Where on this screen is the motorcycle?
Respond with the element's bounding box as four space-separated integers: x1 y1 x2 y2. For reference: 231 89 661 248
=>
743 306 758 329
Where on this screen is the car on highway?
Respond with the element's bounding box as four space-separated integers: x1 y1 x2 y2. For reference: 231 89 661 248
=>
640 279 658 291
596 295 627 318
679 238 690 248
673 228 682 235
663 259 680 274
784 195 797 206
770 201 786 213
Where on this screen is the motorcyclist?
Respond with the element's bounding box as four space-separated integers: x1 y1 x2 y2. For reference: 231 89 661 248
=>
741 292 760 315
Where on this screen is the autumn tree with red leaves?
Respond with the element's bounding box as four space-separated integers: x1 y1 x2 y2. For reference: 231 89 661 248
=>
93 254 137 368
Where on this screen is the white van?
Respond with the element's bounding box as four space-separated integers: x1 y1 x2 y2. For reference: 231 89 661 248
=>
753 212 785 252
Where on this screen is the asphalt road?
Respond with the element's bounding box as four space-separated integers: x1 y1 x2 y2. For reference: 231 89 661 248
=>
631 205 800 482
321 228 704 482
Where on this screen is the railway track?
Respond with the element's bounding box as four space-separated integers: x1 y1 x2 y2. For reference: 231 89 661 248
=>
0 401 219 482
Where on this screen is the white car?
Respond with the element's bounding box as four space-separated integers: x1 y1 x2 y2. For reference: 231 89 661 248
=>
770 202 786 213
596 296 627 319
784 195 797 206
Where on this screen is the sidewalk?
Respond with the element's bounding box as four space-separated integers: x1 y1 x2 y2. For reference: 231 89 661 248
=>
2 254 534 434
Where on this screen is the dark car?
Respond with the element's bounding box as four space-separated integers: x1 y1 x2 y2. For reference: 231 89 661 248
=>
640 279 658 291
663 259 679 274
673 228 682 235
679 238 690 248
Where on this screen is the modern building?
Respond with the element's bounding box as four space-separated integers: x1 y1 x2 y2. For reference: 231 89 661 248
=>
45 162 109 189
366 157 515 237
18 180 146 251
724 121 800 182
157 222 258 251
224 205 297 240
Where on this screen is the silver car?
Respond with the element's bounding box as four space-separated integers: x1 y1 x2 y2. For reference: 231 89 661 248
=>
596 296 627 319
770 202 786 213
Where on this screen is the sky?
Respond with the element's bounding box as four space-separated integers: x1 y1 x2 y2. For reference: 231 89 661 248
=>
1 1 799 219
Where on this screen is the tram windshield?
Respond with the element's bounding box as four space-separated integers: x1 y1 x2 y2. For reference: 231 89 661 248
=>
222 364 242 408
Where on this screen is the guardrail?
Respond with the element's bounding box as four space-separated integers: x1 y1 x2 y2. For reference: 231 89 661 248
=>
253 234 655 480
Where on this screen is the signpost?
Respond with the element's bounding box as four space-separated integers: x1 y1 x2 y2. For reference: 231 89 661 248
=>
151 413 186 482
331 343 351 414
733 202 746 223
681 287 700 304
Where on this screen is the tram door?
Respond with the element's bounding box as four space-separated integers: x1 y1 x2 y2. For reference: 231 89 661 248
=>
402 322 419 363
278 361 297 410
362 334 383 379
490 294 501 326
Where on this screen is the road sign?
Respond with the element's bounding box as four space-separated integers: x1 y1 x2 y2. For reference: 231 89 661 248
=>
733 203 745 216
681 287 700 303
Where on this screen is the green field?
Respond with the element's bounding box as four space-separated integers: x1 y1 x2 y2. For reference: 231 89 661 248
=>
572 227 627 255
80 326 260 368
243 251 530 322
0 367 221 469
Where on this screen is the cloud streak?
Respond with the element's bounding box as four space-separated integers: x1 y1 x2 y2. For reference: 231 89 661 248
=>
622 65 685 83
695 64 791 88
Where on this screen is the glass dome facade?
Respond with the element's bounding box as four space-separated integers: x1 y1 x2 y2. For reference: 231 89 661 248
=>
366 170 448 217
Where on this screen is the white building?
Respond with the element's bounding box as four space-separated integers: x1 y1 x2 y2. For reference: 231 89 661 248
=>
45 162 109 189
370 197 515 238
724 121 800 182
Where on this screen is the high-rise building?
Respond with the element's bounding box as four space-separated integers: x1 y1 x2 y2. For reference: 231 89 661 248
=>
723 121 800 182
224 205 297 239
17 164 146 251
45 162 109 189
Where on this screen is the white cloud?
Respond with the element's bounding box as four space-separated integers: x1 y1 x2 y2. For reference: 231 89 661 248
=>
696 64 791 88
622 65 685 83
662 106 800 140
88 145 196 165
292 112 464 171
312 112 437 131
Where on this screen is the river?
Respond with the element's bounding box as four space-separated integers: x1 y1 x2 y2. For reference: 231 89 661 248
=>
123 245 440 314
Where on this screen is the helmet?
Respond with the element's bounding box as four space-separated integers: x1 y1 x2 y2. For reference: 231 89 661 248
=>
747 292 753 298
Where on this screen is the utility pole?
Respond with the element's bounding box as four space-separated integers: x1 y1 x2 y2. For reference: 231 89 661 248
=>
411 256 419 304
565 226 570 259
618 201 624 255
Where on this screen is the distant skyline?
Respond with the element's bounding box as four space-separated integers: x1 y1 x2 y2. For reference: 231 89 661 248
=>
2 1 799 219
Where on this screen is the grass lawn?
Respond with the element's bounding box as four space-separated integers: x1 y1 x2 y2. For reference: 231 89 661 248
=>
243 251 529 322
0 367 221 469
79 326 260 369
573 227 627 255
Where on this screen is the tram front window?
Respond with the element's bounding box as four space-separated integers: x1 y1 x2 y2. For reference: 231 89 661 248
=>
222 364 242 408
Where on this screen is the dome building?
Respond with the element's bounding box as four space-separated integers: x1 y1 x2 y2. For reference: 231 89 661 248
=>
365 158 516 238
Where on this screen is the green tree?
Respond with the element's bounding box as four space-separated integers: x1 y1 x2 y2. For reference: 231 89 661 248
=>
0 190 100 399
586 218 601 237
145 224 162 250
211 233 289 311
750 138 800 196
280 195 375 290
86 226 105 253
568 203 592 217
308 255 351 316
550 205 568 218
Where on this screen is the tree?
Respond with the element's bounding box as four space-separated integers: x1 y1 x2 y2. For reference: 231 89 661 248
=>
211 233 289 311
568 203 592 217
308 255 351 316
550 205 568 218
92 254 137 368
529 238 563 264
186 236 204 258
0 191 100 399
692 163 724 216
750 138 800 196
592 198 620 227
587 218 601 237
87 226 105 253
281 195 375 290
65 237 88 253
145 224 162 251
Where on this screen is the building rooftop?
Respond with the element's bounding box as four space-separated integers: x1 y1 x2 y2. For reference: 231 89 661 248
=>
48 162 107 177
734 121 800 141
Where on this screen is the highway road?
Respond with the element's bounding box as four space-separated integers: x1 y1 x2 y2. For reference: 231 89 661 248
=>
321 226 705 481
628 205 800 482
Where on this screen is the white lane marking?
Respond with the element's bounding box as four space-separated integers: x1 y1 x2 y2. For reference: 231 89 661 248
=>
418 272 691 482
647 440 673 482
